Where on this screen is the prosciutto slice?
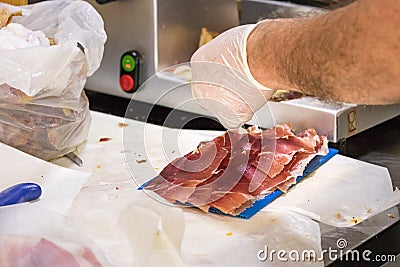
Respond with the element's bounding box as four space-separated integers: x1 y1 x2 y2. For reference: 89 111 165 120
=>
144 134 229 203
0 237 102 267
144 124 328 216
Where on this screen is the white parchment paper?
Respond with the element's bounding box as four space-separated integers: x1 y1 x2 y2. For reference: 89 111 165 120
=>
0 142 90 214
267 154 400 227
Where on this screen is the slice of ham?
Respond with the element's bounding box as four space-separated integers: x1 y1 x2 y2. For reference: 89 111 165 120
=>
253 152 317 195
188 135 253 206
0 236 103 267
144 134 229 203
144 124 328 216
31 238 81 267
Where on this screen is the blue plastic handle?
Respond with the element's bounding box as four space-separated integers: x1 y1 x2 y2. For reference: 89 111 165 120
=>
0 183 42 207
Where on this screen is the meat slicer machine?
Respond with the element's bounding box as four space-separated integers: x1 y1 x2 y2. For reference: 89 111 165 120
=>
84 0 400 143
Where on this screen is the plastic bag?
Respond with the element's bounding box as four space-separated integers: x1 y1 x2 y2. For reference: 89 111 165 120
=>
0 0 107 160
0 204 115 267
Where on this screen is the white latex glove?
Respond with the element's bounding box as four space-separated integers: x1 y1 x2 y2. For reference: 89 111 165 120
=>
191 24 275 129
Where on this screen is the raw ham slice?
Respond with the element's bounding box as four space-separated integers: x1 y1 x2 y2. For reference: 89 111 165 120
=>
0 236 102 267
31 238 80 267
188 136 253 206
143 124 328 216
144 134 228 203
253 152 317 195
276 177 297 193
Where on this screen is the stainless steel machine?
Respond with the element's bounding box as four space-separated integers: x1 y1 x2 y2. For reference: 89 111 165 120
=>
85 0 400 143
85 0 239 98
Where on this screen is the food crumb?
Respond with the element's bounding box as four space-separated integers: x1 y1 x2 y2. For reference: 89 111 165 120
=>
136 159 147 164
118 122 128 128
388 213 395 219
365 207 373 213
225 232 233 236
99 137 112 142
171 150 176 154
349 216 362 224
115 186 121 190
96 164 102 169
334 212 346 221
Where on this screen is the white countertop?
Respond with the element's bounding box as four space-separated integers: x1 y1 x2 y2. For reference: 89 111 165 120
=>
38 111 400 266
48 111 323 266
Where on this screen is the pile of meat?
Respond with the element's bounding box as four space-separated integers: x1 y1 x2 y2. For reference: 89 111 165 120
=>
144 124 328 216
0 92 91 160
0 6 91 160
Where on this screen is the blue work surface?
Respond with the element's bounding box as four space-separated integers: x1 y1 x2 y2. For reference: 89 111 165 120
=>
140 148 339 219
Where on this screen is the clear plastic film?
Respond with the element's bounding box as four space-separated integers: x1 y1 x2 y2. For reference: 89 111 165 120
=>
0 0 106 160
0 141 108 266
0 205 115 267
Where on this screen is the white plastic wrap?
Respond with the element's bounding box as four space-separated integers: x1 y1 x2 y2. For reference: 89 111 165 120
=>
0 0 106 160
0 205 114 267
0 137 105 266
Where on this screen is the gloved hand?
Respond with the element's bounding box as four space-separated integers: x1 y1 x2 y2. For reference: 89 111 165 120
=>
191 24 275 129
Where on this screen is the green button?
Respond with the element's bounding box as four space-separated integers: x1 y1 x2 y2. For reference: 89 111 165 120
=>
122 55 136 72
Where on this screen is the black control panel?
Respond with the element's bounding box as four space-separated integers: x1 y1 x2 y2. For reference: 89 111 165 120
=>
119 50 141 93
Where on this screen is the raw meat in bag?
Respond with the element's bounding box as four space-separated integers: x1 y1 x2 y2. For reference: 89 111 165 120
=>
0 0 106 160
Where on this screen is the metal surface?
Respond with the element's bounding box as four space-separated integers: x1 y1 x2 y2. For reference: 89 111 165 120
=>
85 0 400 144
321 207 400 265
262 98 400 142
65 152 83 167
84 0 239 99
240 0 326 24
323 116 400 266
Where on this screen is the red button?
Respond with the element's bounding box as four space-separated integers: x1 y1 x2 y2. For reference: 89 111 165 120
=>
120 74 134 92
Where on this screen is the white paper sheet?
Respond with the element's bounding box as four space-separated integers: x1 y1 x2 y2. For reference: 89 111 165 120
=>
266 155 400 227
180 209 323 267
52 112 186 266
0 204 114 266
0 142 90 214
49 111 400 267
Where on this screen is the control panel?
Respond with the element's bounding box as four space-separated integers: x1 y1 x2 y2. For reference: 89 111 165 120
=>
120 51 141 93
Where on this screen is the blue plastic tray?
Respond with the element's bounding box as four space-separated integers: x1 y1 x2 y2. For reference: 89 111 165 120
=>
140 148 338 219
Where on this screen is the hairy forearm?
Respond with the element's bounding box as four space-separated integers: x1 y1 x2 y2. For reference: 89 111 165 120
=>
247 0 400 104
